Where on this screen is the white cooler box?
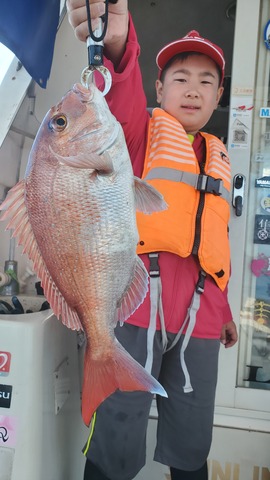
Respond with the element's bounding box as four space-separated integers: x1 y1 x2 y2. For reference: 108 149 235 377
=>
0 296 88 480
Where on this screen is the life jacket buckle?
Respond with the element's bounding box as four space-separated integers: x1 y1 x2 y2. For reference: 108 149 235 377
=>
149 252 160 278
196 270 207 294
197 174 222 196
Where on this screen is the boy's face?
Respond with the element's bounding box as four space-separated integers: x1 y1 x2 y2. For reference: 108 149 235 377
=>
155 54 224 135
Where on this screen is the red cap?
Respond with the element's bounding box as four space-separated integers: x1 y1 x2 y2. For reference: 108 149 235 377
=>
156 30 225 84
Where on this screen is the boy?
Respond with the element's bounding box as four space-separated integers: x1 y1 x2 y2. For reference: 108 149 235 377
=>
67 1 238 479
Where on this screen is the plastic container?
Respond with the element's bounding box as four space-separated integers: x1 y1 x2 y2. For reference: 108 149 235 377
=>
0 298 88 480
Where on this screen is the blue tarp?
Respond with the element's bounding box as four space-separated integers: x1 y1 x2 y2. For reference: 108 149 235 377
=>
0 0 60 88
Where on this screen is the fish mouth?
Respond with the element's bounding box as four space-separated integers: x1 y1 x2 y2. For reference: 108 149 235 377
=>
72 83 94 103
69 84 120 153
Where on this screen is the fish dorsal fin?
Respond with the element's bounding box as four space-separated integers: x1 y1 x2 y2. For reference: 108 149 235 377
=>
134 176 167 214
117 256 149 325
0 180 83 331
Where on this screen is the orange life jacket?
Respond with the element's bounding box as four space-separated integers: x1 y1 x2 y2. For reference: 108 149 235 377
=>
136 108 231 291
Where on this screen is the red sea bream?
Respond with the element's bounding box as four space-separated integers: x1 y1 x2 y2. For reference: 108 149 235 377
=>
0 83 167 425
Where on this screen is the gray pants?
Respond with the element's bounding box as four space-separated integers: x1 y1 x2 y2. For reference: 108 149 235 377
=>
83 324 220 480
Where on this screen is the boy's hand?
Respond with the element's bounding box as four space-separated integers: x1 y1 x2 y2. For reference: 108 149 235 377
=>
220 320 238 348
67 0 128 44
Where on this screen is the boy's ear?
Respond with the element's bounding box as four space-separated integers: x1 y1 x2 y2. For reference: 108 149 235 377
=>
216 86 224 107
155 79 163 104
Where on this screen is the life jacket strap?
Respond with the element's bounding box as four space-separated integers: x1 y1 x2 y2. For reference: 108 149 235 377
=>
197 174 222 196
144 167 230 202
145 253 167 374
146 253 206 394
196 269 207 294
166 270 206 393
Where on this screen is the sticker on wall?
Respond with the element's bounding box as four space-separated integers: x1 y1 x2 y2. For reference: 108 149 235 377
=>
234 105 254 112
255 176 270 188
0 352 11 377
228 95 253 149
260 107 270 118
0 415 18 447
254 152 270 162
254 299 270 327
264 19 270 50
251 254 270 277
261 195 270 212
230 118 249 147
254 153 265 162
0 384 12 409
264 130 270 142
254 214 270 244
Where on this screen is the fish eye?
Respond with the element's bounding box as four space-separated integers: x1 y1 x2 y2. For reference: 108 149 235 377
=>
49 114 67 132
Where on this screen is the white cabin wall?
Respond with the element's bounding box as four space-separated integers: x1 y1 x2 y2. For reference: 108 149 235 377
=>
0 132 21 188
35 14 86 120
0 13 86 289
0 131 24 272
0 134 36 288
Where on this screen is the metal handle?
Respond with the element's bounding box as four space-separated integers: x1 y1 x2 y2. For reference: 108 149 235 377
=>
232 174 245 217
87 19 104 67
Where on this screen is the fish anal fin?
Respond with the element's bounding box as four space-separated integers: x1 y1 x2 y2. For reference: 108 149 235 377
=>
82 340 167 426
117 256 148 325
134 176 167 214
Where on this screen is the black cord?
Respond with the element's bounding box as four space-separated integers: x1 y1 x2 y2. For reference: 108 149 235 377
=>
85 0 109 42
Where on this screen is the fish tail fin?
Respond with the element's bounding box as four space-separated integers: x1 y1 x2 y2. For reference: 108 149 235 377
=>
82 340 167 426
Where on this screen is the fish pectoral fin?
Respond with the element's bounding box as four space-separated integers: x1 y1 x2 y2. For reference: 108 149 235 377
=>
117 256 149 325
134 177 168 214
95 151 114 175
49 145 114 174
82 340 167 426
